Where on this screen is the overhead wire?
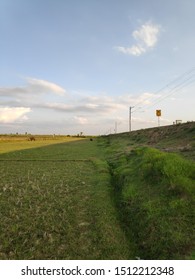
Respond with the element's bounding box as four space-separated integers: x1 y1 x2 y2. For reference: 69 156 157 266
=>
145 76 195 110
131 67 195 113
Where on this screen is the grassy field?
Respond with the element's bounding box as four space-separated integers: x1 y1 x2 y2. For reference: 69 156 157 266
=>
0 136 132 259
0 135 85 155
0 123 194 260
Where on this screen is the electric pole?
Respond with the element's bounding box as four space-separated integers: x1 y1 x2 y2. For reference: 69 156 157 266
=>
129 106 134 132
115 121 117 134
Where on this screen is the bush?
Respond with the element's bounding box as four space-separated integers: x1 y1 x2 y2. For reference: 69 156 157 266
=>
141 148 195 195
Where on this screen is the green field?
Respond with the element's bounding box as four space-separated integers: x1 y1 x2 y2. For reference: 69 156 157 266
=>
0 137 132 259
0 124 194 260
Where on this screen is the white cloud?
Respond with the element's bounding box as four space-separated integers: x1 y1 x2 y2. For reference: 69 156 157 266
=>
43 92 160 118
0 77 170 134
27 78 66 96
85 103 99 109
0 107 31 123
133 22 160 47
119 92 161 106
0 77 66 97
115 21 161 56
43 95 125 115
45 103 71 110
73 116 88 125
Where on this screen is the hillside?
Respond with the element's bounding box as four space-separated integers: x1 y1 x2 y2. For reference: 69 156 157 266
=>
107 121 195 160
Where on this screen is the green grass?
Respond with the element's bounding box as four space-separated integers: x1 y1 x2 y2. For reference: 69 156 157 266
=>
0 138 132 259
0 123 194 260
106 146 195 259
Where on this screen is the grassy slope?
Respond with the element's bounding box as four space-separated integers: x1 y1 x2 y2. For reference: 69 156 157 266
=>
0 138 132 259
100 122 195 259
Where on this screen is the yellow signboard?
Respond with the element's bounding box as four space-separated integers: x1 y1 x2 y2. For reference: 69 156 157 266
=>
156 110 161 117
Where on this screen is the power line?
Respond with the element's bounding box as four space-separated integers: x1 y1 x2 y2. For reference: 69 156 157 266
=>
145 77 195 110
132 67 195 113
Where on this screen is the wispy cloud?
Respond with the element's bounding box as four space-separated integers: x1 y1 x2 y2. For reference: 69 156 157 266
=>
43 95 125 114
0 77 66 97
115 21 161 56
118 92 161 106
26 78 66 96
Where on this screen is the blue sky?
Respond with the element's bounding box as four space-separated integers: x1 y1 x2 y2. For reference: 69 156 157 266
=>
0 0 195 135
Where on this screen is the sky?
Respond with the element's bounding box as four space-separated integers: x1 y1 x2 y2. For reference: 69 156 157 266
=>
0 0 195 135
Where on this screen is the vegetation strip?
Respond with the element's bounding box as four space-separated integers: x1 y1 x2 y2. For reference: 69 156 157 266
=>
109 147 194 259
99 122 195 260
0 159 90 162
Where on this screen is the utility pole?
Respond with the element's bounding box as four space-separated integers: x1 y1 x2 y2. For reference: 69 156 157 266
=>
115 121 117 134
129 106 134 132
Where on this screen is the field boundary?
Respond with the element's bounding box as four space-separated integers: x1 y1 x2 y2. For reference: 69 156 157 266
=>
0 159 90 162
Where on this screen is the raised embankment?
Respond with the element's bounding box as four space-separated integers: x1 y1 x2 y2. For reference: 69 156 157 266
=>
100 122 195 259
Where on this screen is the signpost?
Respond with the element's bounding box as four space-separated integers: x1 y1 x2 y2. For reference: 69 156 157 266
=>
156 110 161 127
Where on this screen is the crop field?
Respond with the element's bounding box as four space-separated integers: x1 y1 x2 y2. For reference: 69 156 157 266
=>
0 135 85 155
0 137 131 260
0 123 194 260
